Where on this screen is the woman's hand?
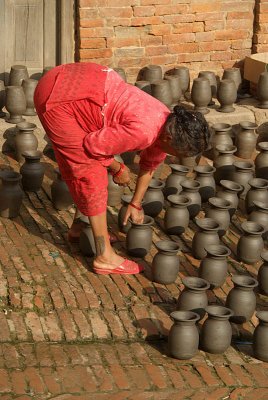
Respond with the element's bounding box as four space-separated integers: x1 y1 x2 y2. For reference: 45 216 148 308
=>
112 164 131 186
123 203 144 225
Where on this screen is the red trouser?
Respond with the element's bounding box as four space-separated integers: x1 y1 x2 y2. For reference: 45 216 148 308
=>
38 100 108 216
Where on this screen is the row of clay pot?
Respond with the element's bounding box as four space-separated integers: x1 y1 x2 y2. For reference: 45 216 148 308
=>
0 64 53 123
116 64 268 112
169 306 268 362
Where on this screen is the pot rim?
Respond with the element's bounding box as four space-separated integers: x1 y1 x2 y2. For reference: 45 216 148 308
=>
256 311 268 323
233 161 254 170
231 274 258 288
121 194 133 204
194 217 220 231
148 178 165 190
241 220 265 235
16 122 37 131
180 179 200 190
215 144 237 153
212 122 232 132
219 179 243 193
155 240 180 253
205 305 234 319
182 276 210 291
169 164 190 174
204 244 231 258
261 250 268 263
130 215 154 227
167 194 191 207
239 120 258 130
21 150 42 160
257 141 268 151
248 178 268 190
194 165 216 174
0 170 22 181
170 310 200 323
208 196 231 210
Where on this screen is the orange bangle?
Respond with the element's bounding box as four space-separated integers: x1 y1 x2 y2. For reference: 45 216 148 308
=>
129 202 142 211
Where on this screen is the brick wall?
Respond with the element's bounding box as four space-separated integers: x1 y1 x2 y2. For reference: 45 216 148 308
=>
77 0 256 83
253 0 268 53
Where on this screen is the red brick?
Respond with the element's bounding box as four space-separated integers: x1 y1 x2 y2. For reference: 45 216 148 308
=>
205 20 225 31
131 16 162 26
195 364 221 386
190 1 221 13
79 27 114 38
78 344 102 365
149 24 172 36
244 364 268 387
41 367 61 394
179 365 203 389
24 312 45 341
9 312 29 341
57 310 78 341
10 370 27 394
199 41 230 52
215 29 249 40
110 364 130 390
118 310 138 339
2 344 20 368
79 18 105 28
0 314 11 342
145 45 168 56
35 343 53 367
155 4 188 15
144 364 168 389
0 369 11 392
168 43 199 54
163 33 195 44
18 344 36 367
229 388 252 399
214 365 238 386
81 38 106 49
90 311 110 339
133 6 155 17
127 366 152 390
50 344 69 365
100 7 133 18
72 365 97 392
173 22 204 34
229 365 254 387
79 8 99 18
140 0 170 4
196 31 215 42
164 14 195 24
244 388 268 399
24 367 46 394
106 17 131 27
102 310 126 339
71 309 93 339
92 365 114 391
107 37 140 48
56 366 83 392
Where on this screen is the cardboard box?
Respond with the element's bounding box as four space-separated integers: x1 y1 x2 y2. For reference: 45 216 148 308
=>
244 53 268 84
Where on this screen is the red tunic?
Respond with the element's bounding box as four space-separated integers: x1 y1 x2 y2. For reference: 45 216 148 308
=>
34 63 170 216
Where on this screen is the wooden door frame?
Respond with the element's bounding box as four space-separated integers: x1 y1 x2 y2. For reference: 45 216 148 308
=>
0 0 75 81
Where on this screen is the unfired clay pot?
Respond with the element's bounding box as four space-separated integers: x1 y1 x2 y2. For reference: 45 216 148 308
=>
191 77 211 114
245 178 268 214
180 179 201 219
152 240 180 284
51 168 73 210
255 142 268 179
192 218 220 260
5 86 26 124
177 276 210 319
126 215 154 258
206 197 231 237
248 201 268 239
253 311 268 362
199 244 231 288
14 122 38 163
164 195 190 235
164 164 189 198
235 121 258 159
194 165 216 203
257 251 268 296
217 79 237 113
0 170 23 218
20 150 45 191
237 221 264 264
217 180 243 217
230 161 254 199
214 144 236 184
143 178 165 218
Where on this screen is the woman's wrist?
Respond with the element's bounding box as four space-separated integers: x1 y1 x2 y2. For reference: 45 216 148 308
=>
108 159 121 174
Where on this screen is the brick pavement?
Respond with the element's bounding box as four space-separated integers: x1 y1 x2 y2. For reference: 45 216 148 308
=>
0 148 267 399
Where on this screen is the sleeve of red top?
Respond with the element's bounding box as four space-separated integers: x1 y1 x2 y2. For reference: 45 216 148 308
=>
139 139 167 171
83 123 152 167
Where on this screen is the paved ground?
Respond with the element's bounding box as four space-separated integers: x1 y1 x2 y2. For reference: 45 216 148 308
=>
0 99 268 399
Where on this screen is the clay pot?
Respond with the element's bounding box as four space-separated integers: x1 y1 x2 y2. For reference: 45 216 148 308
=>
171 66 190 97
20 150 45 191
164 164 189 198
253 311 268 362
206 197 231 237
135 80 152 95
230 161 254 199
113 67 127 82
214 144 237 184
152 240 180 284
151 79 173 107
198 71 217 102
257 129 268 145
200 305 233 354
255 142 268 179
217 180 243 217
14 122 38 163
226 275 258 324
5 86 26 124
199 244 231 288
210 123 233 160
118 194 133 233
180 179 201 219
126 215 154 258
120 151 136 165
107 173 124 207
194 165 216 203
192 217 220 260
0 170 23 218
257 71 268 109
235 121 258 159
177 276 210 319
9 65 29 86
179 154 201 171
51 168 73 210
153 162 164 179
0 80 6 118
22 78 38 116
79 225 96 257
257 251 268 295
164 195 190 235
237 221 264 264
168 311 200 360
248 201 268 239
164 75 182 103
143 178 165 218
143 65 162 83
191 77 211 115
245 178 268 214
217 79 237 113
222 67 242 93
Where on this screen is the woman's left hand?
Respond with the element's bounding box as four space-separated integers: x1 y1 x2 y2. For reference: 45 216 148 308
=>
113 164 131 186
123 204 144 226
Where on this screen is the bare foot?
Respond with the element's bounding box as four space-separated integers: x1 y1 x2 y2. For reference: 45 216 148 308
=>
93 253 125 271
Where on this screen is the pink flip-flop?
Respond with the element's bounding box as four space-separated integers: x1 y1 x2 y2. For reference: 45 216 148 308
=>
93 259 144 275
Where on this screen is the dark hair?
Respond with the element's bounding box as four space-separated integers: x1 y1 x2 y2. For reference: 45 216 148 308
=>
165 105 210 156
